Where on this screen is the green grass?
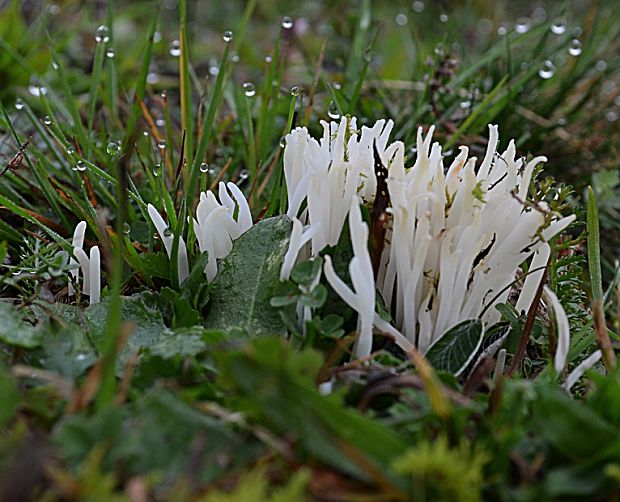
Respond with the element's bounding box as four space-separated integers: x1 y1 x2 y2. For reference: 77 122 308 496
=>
0 0 619 500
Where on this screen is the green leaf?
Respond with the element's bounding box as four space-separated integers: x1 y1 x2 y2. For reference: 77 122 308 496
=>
160 287 202 328
425 320 484 376
84 293 169 363
291 257 323 287
206 216 292 336
0 302 44 349
148 327 221 359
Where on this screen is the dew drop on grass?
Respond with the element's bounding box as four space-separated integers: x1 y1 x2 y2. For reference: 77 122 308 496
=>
123 222 131 235
460 100 471 109
281 16 293 29
14 98 24 110
279 136 286 148
95 25 110 43
568 39 582 56
595 60 607 72
515 17 531 33
550 20 566 35
76 161 87 172
75 353 88 362
66 147 75 155
439 14 448 23
222 30 233 43
200 162 209 173
290 85 300 97
163 228 172 238
538 60 556 79
412 1 424 13
28 84 47 96
208 165 219 176
43 116 52 125
328 101 340 119
169 40 181 57
157 139 166 150
243 82 256 97
497 24 507 36
239 169 249 181
152 31 162 43
156 118 165 127
153 164 160 177
395 13 408 26
107 142 120 155
106 48 116 59
231 52 240 63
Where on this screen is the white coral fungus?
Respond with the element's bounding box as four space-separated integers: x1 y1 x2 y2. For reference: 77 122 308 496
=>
281 117 575 359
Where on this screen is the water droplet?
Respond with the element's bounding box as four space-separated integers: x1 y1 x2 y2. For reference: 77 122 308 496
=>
538 60 556 79
153 164 161 177
143 130 150 137
200 162 209 173
147 72 160 84
222 30 233 43
243 82 256 97
156 118 165 127
595 60 607 72
395 13 408 26
557 117 567 126
332 81 342 90
14 98 24 110
264 55 272 64
532 6 547 22
232 53 240 63
412 1 424 13
439 14 448 23
290 85 300 97
49 4 60 15
208 165 219 176
497 24 508 36
43 115 52 125
106 142 120 155
76 160 87 172
75 353 88 362
157 139 166 150
515 17 531 33
163 228 172 238
152 31 162 43
460 100 471 109
281 16 293 29
550 20 566 35
279 136 286 148
105 48 116 59
52 61 59 70
327 101 340 120
169 40 181 57
66 147 75 155
567 39 582 56
606 110 618 122
28 84 47 97
239 169 249 181
123 222 131 235
95 25 110 43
